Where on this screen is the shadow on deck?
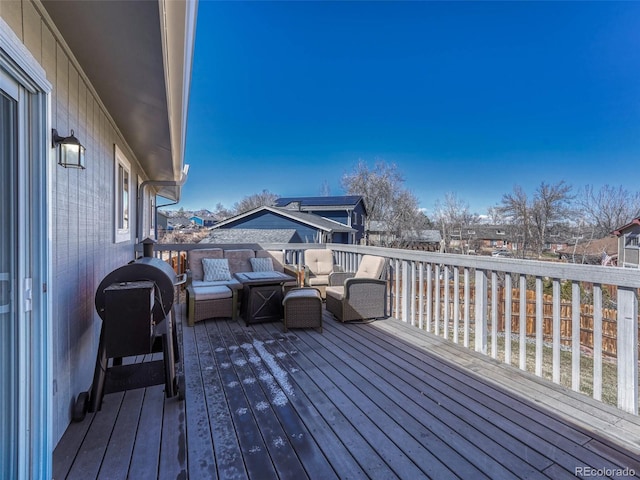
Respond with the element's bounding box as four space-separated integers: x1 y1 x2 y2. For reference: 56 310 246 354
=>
54 304 640 479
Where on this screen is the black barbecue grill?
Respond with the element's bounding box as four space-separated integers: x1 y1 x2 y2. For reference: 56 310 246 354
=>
73 250 186 422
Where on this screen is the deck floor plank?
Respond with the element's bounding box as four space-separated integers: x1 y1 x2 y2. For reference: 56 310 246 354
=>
97 388 144 480
204 321 280 479
222 320 341 480
127 384 165 480
249 323 370 479
192 321 248 479
302 317 530 479
182 316 218 479
65 392 125 480
213 320 311 479
285 320 485 479
53 306 640 479
340 319 595 475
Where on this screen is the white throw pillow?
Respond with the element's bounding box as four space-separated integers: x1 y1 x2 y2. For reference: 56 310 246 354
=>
250 257 274 272
202 258 232 281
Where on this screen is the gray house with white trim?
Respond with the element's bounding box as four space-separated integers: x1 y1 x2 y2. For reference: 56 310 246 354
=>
0 1 196 475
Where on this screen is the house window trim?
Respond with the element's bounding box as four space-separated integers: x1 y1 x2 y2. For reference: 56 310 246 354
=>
114 145 132 243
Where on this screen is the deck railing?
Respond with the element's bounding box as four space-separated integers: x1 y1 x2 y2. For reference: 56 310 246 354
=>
146 242 639 415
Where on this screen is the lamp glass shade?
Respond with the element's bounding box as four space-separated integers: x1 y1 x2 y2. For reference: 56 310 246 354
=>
59 142 85 169
55 130 86 169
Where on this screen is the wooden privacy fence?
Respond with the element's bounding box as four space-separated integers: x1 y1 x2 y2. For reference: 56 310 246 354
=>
415 282 638 358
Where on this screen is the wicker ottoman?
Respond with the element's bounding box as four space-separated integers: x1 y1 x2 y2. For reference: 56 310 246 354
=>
282 288 323 332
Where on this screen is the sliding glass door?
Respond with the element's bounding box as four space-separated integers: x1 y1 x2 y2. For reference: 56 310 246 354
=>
0 55 49 477
0 70 19 480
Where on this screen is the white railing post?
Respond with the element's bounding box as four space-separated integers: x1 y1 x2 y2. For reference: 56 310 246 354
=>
401 260 410 323
475 269 487 354
617 287 639 414
504 273 512 364
571 281 581 392
410 261 417 326
426 263 433 332
519 275 527 371
535 276 543 377
491 271 498 359
593 284 603 401
552 278 561 384
418 263 425 330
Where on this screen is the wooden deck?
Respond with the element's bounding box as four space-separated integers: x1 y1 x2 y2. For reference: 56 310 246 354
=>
54 305 640 479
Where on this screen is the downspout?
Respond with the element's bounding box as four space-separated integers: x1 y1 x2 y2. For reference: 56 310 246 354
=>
136 165 189 242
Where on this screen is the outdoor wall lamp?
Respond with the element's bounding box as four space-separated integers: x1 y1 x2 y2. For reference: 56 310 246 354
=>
52 129 86 169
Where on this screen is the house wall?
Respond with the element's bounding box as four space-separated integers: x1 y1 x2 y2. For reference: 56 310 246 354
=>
2 0 148 445
223 211 322 243
312 204 366 243
618 224 640 268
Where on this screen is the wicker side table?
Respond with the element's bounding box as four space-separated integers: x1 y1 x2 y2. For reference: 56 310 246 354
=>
282 288 323 332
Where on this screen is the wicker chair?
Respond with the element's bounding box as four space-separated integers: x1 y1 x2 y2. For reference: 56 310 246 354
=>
325 255 388 322
303 249 340 298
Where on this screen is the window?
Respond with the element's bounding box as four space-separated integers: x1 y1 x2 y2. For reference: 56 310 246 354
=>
352 212 357 226
625 234 639 248
114 146 132 243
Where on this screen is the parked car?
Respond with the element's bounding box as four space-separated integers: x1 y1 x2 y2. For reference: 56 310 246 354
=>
491 249 512 258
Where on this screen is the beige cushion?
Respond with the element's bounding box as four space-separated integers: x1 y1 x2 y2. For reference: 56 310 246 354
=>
188 249 223 281
193 279 242 289
355 255 385 279
308 275 329 287
305 249 334 275
325 286 344 301
224 249 255 274
192 285 232 301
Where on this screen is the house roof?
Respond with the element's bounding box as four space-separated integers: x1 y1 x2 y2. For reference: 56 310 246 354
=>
200 229 301 244
612 218 640 236
211 206 355 233
41 0 197 201
557 236 618 257
275 196 366 213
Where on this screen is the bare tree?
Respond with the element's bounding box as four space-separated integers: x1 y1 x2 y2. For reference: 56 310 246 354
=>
499 185 532 258
341 160 423 244
433 193 478 253
232 189 279 214
577 184 640 237
530 181 574 257
500 181 574 258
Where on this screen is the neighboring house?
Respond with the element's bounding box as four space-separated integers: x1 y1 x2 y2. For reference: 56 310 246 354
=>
210 205 356 244
613 216 640 268
200 228 302 244
368 220 441 250
275 195 367 243
557 236 618 265
0 1 197 476
190 214 217 227
157 210 170 233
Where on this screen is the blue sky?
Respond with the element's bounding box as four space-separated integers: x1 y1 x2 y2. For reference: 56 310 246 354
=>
176 1 640 217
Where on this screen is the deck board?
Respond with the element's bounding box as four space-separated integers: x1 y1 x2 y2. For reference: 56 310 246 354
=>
54 305 640 479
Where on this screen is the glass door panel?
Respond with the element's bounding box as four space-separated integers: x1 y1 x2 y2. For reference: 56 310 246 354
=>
0 81 18 479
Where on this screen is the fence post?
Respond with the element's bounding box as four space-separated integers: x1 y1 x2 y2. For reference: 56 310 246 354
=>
475 269 487 354
617 287 638 414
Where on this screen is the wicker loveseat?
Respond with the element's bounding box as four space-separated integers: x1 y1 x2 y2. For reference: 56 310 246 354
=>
325 255 388 322
186 248 295 326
